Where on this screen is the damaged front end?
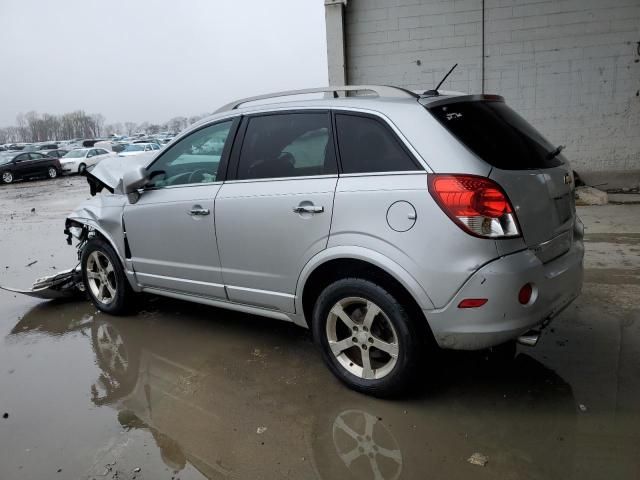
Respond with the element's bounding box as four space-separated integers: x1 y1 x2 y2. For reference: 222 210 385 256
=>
2 154 154 301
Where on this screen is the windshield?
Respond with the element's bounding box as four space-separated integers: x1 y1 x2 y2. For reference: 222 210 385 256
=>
427 100 562 170
123 144 145 152
63 150 87 159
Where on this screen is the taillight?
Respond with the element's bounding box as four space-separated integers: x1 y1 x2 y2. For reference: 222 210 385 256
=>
428 174 520 238
458 298 488 308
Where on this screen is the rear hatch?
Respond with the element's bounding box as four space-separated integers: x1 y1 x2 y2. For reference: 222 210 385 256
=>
426 96 575 260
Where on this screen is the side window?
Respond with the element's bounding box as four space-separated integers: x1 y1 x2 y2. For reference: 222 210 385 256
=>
15 154 28 161
96 149 107 155
87 150 96 158
335 113 420 174
236 113 335 180
152 144 160 150
148 120 233 188
29 153 44 159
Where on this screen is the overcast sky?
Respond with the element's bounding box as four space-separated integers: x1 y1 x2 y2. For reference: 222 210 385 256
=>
0 0 328 126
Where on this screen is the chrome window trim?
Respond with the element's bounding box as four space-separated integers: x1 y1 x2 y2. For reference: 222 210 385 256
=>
222 174 338 185
142 180 223 192
338 171 427 178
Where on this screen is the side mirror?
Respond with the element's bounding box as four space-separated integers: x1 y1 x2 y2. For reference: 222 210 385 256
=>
122 166 149 194
148 170 166 183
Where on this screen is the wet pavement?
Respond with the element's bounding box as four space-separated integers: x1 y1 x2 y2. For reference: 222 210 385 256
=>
1 176 639 480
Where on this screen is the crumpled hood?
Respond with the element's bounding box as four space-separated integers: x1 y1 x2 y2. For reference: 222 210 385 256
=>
86 152 155 194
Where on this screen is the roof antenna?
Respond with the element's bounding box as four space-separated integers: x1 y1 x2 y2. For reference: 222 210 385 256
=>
423 63 458 97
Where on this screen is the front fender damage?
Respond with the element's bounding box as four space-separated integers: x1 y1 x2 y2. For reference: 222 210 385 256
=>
1 170 131 301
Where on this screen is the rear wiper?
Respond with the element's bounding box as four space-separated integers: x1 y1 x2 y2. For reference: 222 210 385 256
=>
546 144 565 160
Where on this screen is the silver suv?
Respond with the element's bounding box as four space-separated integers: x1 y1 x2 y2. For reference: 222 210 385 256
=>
65 86 584 396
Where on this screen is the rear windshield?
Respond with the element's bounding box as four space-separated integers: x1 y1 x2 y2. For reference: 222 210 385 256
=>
427 100 563 170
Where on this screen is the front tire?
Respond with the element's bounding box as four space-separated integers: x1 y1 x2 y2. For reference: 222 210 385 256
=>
81 237 133 315
312 278 421 397
1 171 13 184
47 167 58 179
78 163 87 174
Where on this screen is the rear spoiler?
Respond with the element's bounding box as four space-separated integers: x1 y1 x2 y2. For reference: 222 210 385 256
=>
420 94 505 109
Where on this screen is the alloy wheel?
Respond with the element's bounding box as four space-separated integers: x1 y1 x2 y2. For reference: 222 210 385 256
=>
326 297 399 380
48 167 57 178
2 171 13 184
86 251 117 305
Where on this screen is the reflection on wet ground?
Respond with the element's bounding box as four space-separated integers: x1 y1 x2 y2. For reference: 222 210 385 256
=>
2 286 638 480
1 178 639 479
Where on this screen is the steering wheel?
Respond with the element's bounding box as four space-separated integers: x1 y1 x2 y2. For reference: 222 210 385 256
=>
187 169 208 184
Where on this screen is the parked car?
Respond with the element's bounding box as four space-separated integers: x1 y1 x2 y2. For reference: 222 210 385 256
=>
59 148 115 174
37 143 60 150
0 151 61 184
61 86 583 396
41 149 69 159
7 143 28 151
118 143 161 157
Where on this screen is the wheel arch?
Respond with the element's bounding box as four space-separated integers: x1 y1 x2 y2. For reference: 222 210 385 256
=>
66 216 141 292
296 247 435 332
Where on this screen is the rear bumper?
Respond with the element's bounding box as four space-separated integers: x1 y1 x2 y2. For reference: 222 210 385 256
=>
60 162 78 174
424 239 584 350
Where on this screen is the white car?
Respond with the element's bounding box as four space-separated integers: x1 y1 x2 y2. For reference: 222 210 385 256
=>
59 148 116 174
118 143 161 157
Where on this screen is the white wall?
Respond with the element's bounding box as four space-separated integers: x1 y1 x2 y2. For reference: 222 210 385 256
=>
339 0 640 188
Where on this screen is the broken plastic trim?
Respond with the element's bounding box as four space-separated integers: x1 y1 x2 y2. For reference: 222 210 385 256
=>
0 266 84 300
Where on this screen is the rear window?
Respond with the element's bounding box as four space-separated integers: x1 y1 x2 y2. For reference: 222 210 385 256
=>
428 100 562 170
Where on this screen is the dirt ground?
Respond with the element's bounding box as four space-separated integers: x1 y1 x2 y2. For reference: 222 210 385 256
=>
1 176 639 480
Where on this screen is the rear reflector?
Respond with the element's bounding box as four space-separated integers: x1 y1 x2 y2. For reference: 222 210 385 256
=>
428 174 520 238
518 283 533 305
458 298 488 308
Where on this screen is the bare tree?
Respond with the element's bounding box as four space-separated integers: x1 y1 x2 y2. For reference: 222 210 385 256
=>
1 110 210 144
124 122 136 136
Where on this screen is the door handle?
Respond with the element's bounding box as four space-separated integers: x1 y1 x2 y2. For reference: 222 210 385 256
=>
293 205 324 214
188 207 210 216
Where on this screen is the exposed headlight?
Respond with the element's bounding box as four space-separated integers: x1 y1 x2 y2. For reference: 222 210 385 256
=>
68 226 84 239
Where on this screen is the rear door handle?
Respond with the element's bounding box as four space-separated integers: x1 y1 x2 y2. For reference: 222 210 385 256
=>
188 206 210 216
293 205 324 214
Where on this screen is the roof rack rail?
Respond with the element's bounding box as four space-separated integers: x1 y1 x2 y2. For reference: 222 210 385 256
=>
214 85 419 113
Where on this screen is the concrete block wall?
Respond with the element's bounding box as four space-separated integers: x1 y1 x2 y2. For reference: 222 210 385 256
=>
341 0 640 188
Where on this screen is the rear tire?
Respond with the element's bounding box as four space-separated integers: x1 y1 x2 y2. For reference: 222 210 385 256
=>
1 171 13 184
81 237 133 315
47 167 58 179
312 278 422 397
